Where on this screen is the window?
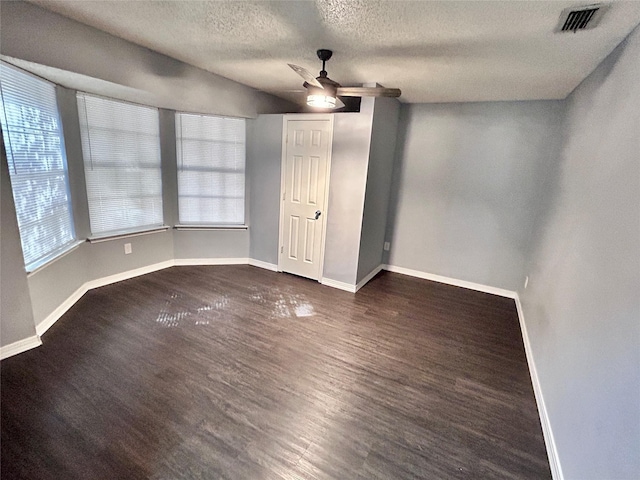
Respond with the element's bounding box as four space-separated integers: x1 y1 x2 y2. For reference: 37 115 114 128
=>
175 113 245 225
77 93 163 236
0 62 76 272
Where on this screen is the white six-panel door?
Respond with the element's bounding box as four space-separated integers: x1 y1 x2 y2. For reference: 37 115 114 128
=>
279 116 333 280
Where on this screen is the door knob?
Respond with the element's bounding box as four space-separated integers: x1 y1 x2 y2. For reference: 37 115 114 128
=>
314 210 321 220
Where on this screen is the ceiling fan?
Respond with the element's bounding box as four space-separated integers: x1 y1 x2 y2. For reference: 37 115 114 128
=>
288 49 401 109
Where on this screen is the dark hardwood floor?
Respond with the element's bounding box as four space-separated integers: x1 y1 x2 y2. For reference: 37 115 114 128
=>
1 266 550 479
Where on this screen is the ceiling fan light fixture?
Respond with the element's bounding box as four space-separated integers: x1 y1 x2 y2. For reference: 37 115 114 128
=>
306 85 337 109
290 49 401 109
307 93 336 109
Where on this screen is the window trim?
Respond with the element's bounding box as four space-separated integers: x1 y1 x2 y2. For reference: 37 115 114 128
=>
174 224 248 231
25 240 84 276
87 225 170 243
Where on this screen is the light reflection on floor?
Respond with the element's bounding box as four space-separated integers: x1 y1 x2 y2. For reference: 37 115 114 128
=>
155 292 228 327
156 286 316 327
249 286 315 319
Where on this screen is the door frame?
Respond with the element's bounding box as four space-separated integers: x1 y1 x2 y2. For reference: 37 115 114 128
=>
277 113 334 281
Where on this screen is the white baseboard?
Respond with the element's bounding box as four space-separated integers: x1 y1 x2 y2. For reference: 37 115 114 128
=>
173 257 249 266
383 264 516 299
1 335 42 360
321 277 357 293
355 264 384 292
515 295 563 480
36 284 89 336
86 260 175 290
36 260 176 337
248 259 279 272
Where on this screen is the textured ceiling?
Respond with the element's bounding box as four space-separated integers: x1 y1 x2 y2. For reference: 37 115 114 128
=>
27 0 640 103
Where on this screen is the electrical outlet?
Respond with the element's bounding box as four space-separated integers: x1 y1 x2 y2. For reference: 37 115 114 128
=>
383 242 390 251
524 276 529 289
124 243 132 255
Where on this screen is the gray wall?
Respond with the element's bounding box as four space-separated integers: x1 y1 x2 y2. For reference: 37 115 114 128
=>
26 245 87 328
247 115 284 266
385 100 564 291
1 142 37 346
356 97 400 283
520 27 640 479
160 110 179 227
57 87 91 239
27 233 177 326
322 99 375 285
173 230 249 260
0 1 295 118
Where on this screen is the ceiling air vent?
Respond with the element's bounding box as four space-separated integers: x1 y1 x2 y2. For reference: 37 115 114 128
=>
556 4 608 33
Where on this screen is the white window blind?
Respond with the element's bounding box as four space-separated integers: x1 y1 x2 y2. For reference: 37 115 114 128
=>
77 93 163 236
0 62 76 272
176 113 245 224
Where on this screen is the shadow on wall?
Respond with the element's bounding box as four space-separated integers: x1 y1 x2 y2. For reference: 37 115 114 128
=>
518 119 565 271
383 101 566 289
523 39 626 266
144 53 189 78
382 104 411 265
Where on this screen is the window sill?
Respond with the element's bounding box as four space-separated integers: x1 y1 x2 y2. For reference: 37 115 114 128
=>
87 226 170 243
26 240 85 276
174 225 248 231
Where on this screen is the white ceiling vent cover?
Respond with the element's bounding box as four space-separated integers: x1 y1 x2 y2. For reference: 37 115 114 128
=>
556 4 609 32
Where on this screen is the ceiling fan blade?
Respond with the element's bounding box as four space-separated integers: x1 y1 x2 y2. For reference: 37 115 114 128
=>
288 64 323 89
335 97 346 109
336 87 401 98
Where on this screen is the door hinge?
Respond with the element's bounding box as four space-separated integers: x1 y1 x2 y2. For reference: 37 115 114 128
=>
282 191 286 201
280 246 284 254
